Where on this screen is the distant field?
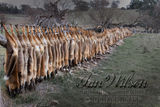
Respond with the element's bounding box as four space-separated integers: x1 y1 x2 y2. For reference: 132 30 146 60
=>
0 33 160 107
2 9 140 27
3 14 32 25
66 9 140 28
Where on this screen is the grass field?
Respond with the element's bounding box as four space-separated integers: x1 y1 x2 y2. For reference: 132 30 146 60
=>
4 14 32 25
0 33 160 107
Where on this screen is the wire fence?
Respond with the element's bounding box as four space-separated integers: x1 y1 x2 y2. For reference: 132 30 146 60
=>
0 46 5 72
0 27 5 71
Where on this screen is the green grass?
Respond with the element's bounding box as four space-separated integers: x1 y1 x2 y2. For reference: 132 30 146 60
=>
1 33 160 107
15 92 39 104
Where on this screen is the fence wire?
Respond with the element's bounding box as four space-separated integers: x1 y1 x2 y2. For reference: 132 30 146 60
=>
0 46 5 72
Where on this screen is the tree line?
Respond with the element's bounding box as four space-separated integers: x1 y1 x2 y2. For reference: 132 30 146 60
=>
0 3 20 14
0 3 44 14
128 0 160 32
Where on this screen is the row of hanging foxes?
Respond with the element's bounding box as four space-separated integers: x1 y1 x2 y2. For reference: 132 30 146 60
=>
2 24 132 96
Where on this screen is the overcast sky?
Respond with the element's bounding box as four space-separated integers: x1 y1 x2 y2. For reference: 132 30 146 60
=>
0 0 131 8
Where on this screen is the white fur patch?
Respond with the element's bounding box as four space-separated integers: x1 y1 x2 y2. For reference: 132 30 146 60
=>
64 32 67 36
35 46 40 51
40 76 44 79
43 39 47 45
4 75 9 80
55 32 59 35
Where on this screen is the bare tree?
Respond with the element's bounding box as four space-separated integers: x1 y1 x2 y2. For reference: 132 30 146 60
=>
127 0 160 32
89 0 115 28
111 1 120 8
35 0 70 26
151 1 160 32
90 0 109 9
58 0 75 11
20 4 44 22
73 0 89 11
137 0 160 32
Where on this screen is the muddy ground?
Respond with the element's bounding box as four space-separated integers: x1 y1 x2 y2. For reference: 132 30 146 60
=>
0 33 160 107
